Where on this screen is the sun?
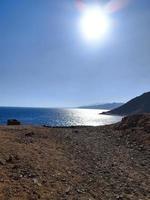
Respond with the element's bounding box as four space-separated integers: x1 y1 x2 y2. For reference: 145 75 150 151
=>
79 5 110 41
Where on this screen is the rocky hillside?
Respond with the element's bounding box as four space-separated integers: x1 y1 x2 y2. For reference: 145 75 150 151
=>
116 113 150 130
104 92 150 116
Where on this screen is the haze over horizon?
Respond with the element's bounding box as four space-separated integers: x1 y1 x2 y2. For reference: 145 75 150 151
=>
0 0 150 107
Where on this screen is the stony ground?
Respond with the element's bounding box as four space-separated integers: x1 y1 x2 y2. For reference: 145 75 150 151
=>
0 114 149 200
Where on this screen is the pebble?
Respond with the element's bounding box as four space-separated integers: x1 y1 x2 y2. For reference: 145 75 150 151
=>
33 178 42 187
0 158 6 165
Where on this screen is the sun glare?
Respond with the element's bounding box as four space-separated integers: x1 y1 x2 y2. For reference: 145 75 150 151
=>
79 5 110 42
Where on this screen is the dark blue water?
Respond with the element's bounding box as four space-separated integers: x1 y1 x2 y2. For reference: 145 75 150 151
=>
0 107 122 126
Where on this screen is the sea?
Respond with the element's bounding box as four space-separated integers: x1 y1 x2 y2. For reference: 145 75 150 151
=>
0 107 122 126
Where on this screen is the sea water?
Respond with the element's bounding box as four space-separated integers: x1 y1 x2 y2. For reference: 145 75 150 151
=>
0 107 122 126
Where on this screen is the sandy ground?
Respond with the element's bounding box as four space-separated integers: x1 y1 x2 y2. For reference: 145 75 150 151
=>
0 114 149 200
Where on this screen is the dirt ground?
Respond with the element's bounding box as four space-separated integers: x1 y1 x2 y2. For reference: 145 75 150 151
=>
0 114 149 200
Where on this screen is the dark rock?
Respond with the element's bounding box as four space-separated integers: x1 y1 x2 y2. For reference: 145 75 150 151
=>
25 132 34 137
7 119 21 125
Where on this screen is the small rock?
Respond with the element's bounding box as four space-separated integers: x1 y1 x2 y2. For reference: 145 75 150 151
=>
76 188 85 194
65 186 71 194
116 195 123 200
12 173 19 180
0 177 4 182
0 158 6 165
33 178 42 186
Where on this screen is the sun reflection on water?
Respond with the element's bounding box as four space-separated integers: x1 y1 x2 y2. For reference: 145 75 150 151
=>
63 109 122 126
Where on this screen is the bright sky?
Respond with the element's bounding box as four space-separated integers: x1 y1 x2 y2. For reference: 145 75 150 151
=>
0 0 150 107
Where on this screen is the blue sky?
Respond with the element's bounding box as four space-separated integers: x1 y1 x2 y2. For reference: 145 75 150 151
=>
0 0 150 107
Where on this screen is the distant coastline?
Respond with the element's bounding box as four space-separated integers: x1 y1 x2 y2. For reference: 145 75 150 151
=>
78 102 124 110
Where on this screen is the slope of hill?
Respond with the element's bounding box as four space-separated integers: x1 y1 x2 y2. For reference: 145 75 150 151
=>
105 92 150 116
79 102 123 110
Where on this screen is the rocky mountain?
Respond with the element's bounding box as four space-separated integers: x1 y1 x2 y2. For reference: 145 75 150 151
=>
104 92 150 116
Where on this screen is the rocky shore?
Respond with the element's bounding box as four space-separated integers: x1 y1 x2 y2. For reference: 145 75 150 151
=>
0 114 149 200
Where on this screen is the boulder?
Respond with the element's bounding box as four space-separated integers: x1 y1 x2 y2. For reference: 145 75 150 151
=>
7 119 21 125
